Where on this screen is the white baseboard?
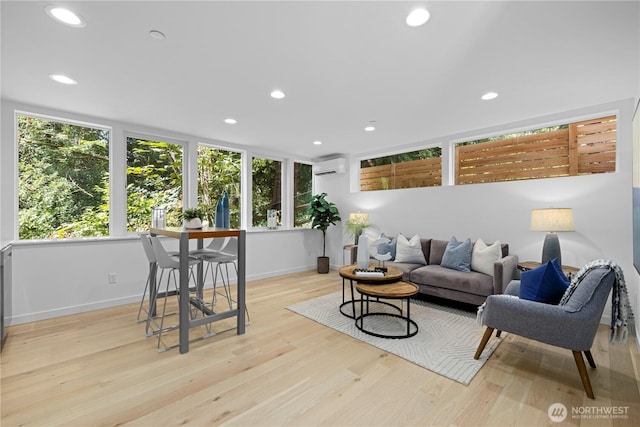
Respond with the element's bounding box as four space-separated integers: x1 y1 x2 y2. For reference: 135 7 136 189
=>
6 265 318 326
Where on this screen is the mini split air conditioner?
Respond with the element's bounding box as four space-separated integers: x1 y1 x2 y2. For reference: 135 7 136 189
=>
313 158 346 176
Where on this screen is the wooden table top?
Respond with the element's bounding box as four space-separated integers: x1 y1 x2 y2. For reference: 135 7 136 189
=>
338 264 403 284
151 227 243 239
356 281 419 298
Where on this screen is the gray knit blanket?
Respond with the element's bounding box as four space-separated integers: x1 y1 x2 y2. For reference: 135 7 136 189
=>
559 259 633 343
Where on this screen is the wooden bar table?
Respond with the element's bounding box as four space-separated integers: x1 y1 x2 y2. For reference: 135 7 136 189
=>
150 227 246 354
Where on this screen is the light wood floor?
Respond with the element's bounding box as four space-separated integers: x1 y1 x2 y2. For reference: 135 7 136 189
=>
2 269 639 426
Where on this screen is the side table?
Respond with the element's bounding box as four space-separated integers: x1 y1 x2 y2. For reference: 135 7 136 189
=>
517 261 580 280
338 264 403 319
355 281 419 339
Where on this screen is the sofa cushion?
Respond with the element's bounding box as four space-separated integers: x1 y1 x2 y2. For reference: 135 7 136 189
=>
386 261 423 281
441 236 472 272
471 238 502 276
395 234 427 264
519 259 569 304
410 264 494 297
429 239 449 265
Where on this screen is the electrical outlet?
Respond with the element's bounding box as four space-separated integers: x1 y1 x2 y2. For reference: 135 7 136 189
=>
108 273 117 284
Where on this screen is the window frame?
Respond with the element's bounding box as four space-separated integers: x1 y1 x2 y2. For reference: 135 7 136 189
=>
124 131 188 234
449 113 618 185
250 154 285 230
196 142 244 229
15 110 113 240
356 143 443 192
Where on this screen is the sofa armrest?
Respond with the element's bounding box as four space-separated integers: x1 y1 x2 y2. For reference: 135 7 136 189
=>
492 254 519 294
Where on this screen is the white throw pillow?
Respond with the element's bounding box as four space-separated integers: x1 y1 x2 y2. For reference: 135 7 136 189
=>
395 234 427 264
471 238 502 276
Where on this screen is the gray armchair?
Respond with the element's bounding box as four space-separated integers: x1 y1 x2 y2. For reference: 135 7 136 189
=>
474 266 615 399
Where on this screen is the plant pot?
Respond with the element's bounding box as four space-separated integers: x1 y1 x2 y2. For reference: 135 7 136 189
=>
317 256 330 274
183 218 202 229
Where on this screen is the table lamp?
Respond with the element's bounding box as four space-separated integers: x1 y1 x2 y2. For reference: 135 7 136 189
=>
530 208 575 266
347 212 370 245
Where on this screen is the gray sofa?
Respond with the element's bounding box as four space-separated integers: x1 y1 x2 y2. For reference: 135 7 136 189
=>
353 238 519 306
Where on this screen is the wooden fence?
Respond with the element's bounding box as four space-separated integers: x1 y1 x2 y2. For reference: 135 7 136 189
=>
360 157 442 191
455 116 616 184
359 116 616 191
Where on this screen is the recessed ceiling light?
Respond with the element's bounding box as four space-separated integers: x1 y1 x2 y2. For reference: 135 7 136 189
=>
270 90 285 99
49 74 78 85
149 30 166 40
406 8 430 27
224 118 237 124
481 92 499 100
364 126 376 132
313 140 323 145
45 6 86 28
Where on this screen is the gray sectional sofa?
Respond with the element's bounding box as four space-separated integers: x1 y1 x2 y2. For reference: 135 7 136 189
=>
351 237 519 306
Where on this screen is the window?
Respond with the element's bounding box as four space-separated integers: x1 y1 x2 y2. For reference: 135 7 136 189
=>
455 116 616 185
252 157 282 227
360 148 442 191
126 136 183 232
198 146 242 228
293 162 313 227
17 114 110 239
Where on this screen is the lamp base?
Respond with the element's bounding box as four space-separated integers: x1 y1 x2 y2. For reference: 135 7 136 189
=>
541 232 562 266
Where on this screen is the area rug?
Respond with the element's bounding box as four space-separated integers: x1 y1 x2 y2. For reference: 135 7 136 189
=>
287 291 501 385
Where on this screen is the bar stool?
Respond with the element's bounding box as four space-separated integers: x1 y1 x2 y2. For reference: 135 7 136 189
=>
149 235 200 352
136 233 158 335
200 238 251 324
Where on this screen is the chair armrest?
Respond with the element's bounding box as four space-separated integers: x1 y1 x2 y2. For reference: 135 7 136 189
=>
493 254 519 294
483 295 597 350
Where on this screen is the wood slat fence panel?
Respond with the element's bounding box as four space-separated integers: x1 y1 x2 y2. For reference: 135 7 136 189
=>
359 116 616 190
360 158 441 191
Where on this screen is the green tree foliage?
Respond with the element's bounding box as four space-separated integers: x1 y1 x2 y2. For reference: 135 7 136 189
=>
198 146 241 228
294 163 312 227
18 116 110 239
126 137 183 232
360 147 442 169
252 158 281 227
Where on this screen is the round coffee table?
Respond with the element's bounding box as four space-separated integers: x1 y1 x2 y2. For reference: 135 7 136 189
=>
355 281 419 339
338 264 403 319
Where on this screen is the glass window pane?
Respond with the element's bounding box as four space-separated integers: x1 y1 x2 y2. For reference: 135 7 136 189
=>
454 116 616 185
197 146 242 229
252 157 282 228
126 136 183 232
18 115 110 239
360 147 442 191
294 162 312 227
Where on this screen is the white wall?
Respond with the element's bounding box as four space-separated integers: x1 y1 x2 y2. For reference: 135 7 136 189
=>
318 99 638 333
6 229 320 325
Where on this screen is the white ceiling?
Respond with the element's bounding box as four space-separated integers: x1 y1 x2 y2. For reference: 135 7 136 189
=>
2 1 638 160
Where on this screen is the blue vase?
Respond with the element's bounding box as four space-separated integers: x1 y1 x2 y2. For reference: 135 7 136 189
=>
221 191 230 228
215 199 224 228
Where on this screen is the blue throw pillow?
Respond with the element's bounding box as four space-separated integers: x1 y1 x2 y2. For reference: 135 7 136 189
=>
378 234 397 260
440 236 473 272
519 259 570 304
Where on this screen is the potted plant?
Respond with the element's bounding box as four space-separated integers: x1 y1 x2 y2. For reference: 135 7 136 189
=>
308 193 341 273
182 207 203 229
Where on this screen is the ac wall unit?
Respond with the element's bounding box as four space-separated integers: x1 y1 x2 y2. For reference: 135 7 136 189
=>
313 158 346 176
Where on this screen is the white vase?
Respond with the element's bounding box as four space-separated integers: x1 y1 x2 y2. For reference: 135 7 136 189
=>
184 218 202 229
357 234 370 269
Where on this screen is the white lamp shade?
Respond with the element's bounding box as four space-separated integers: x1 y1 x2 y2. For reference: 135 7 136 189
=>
349 212 369 225
530 208 575 232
